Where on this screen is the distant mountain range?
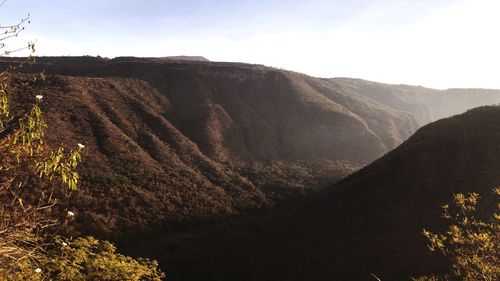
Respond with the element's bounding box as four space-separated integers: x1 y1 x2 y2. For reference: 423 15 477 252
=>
113 56 211 62
4 57 500 238
336 77 500 124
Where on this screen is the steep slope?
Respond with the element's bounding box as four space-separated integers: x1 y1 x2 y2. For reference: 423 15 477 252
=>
22 57 418 162
3 57 419 234
336 77 500 124
10 74 268 235
132 106 500 281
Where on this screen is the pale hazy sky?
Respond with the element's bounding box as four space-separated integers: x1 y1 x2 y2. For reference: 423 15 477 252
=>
1 0 499 89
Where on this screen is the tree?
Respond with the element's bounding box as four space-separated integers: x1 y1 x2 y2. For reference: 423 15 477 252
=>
0 8 164 281
415 189 500 281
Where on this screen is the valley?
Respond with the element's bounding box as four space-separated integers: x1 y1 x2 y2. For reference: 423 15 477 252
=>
4 56 500 279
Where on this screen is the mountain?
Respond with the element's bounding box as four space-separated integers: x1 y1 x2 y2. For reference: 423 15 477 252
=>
4 57 417 234
129 106 500 280
159 56 210 61
336 77 500 124
114 56 211 62
4 57 500 237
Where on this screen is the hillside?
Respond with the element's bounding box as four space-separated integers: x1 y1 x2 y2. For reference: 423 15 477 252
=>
129 106 500 280
4 57 418 234
4 57 500 237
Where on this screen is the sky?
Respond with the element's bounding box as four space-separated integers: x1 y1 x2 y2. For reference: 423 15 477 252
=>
0 0 499 89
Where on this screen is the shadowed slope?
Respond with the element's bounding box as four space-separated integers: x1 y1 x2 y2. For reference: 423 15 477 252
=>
135 106 500 281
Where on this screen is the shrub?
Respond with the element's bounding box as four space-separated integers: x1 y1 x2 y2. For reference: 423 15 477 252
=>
0 8 165 280
43 236 164 281
416 189 500 281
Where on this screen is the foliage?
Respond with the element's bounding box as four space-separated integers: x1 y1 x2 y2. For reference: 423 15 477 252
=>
417 189 500 281
3 236 165 281
232 160 355 200
43 236 164 281
0 15 75 277
0 9 165 280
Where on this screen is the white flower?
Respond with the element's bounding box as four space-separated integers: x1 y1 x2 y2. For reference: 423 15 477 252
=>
77 143 85 149
67 211 75 217
35 268 42 273
35 95 43 101
62 242 68 246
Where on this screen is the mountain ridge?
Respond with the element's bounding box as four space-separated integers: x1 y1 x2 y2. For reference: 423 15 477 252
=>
3 57 500 237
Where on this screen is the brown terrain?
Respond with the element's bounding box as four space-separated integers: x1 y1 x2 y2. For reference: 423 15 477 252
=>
128 106 500 281
4 56 423 234
2 56 500 279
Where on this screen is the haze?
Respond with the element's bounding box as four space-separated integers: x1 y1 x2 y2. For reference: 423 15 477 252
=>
1 0 499 89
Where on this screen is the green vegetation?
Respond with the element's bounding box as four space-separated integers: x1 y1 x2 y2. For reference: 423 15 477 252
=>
5 236 164 281
416 189 499 281
232 160 356 199
43 236 163 281
0 11 164 280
